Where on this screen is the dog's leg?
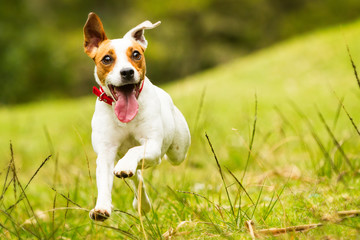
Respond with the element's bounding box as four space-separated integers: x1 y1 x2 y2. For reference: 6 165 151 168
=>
130 170 151 213
89 147 117 221
113 140 161 178
165 106 191 165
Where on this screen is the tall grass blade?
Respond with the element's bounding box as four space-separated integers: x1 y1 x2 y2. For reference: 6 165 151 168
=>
0 209 39 238
24 155 52 190
177 190 224 219
263 179 287 221
12 166 45 238
50 187 82 208
205 132 235 218
274 106 296 133
44 127 59 188
311 132 339 175
52 192 57 239
1 143 15 202
317 111 354 169
225 167 254 205
95 224 139 240
0 179 14 202
242 93 258 181
251 182 264 219
10 144 17 202
61 192 70 237
113 209 139 221
6 154 52 211
332 96 344 130
289 101 338 174
345 43 360 89
275 106 315 163
192 86 206 134
143 212 162 239
333 92 360 136
236 189 242 228
167 185 188 207
0 221 15 238
73 127 93 185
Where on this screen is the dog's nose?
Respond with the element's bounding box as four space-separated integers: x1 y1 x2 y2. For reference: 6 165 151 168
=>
120 68 135 80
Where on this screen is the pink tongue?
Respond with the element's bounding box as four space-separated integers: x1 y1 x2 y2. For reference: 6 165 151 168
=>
114 90 138 123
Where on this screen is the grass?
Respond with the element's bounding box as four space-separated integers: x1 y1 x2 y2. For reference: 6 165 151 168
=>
1 19 360 239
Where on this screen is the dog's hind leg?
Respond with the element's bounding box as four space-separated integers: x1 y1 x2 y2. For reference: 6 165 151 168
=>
165 106 191 165
131 170 151 213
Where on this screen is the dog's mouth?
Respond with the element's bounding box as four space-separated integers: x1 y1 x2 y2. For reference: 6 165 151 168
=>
108 81 142 123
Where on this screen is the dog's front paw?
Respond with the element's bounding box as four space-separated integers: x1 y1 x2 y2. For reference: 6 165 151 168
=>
113 160 137 178
89 208 110 221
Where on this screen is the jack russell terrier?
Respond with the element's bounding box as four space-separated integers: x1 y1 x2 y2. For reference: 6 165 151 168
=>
83 12 190 221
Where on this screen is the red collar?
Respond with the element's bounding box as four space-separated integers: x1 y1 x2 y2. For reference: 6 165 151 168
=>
92 80 145 106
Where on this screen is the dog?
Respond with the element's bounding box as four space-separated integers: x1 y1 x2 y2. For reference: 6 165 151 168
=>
83 12 191 221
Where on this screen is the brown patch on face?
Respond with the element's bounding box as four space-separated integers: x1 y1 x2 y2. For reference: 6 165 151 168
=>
126 41 146 81
94 40 116 85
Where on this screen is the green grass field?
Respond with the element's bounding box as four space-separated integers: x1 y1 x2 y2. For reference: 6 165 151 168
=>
1 19 360 239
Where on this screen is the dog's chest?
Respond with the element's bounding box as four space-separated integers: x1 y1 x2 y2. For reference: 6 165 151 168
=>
117 134 140 157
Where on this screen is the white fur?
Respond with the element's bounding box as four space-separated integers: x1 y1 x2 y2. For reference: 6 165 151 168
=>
89 22 190 220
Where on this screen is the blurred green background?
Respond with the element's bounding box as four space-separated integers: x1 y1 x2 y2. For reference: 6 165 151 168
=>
1 0 360 104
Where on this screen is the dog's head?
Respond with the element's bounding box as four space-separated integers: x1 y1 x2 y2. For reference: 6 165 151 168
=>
83 12 160 123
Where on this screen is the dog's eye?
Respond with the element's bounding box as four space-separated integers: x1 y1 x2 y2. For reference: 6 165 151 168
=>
101 55 113 65
132 50 141 60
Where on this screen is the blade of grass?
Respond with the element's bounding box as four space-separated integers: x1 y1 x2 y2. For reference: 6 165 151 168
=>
0 209 39 238
43 127 58 187
332 96 344 130
10 144 16 202
6 154 52 211
167 185 188 207
61 192 70 237
0 178 14 202
333 92 360 136
236 188 243 228
0 221 16 239
192 86 207 134
52 192 57 239
113 209 139 221
275 105 316 165
225 167 254 205
177 190 225 221
289 101 338 175
143 211 162 239
251 182 264 219
0 143 16 203
311 131 339 175
50 187 82 208
3 144 45 238
263 180 287 221
317 110 354 170
12 164 45 238
205 132 235 218
73 127 93 185
95 223 139 240
345 43 360 89
0 150 14 203
149 207 163 238
242 93 258 181
138 145 147 240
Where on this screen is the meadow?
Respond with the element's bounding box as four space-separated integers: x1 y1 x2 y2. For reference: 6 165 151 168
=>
1 19 360 239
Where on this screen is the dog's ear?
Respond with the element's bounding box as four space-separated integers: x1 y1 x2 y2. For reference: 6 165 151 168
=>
83 12 107 59
124 21 161 50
